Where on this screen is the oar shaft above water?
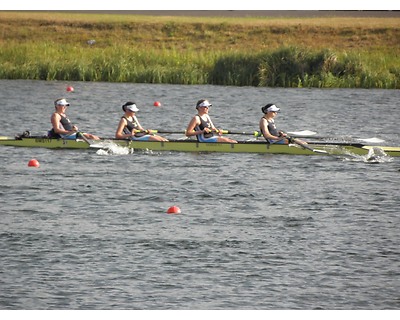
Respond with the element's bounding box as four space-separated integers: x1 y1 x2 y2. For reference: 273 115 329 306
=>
135 129 257 135
220 130 261 136
285 134 328 154
139 129 318 139
144 129 269 137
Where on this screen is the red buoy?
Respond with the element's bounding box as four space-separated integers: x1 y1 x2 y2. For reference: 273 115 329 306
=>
167 206 181 214
153 101 161 107
28 159 40 167
66 86 74 92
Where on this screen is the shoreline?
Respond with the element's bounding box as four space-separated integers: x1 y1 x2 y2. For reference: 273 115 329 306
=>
60 10 400 18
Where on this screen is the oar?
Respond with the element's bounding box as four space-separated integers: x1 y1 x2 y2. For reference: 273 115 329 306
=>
285 134 329 154
219 130 318 138
145 129 260 136
219 130 261 137
76 132 107 150
77 132 95 146
139 129 235 135
285 130 317 137
357 137 385 143
145 129 317 138
303 135 386 143
144 129 185 135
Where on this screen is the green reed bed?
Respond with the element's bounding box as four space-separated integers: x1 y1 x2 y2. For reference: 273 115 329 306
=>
1 42 398 88
0 12 399 88
0 42 214 84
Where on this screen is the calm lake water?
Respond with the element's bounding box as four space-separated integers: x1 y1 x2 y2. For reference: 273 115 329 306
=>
0 80 399 310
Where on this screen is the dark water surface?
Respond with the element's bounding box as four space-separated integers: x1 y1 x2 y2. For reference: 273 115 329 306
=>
0 80 399 310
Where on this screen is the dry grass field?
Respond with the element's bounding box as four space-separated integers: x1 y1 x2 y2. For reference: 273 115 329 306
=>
0 11 399 87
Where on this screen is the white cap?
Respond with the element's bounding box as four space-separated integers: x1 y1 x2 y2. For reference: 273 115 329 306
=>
55 98 70 106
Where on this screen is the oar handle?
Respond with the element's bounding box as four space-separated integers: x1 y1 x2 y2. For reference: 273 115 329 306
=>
220 130 262 137
145 129 186 134
134 129 153 134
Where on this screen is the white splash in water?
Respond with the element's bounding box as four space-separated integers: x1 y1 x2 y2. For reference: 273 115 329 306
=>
90 141 133 155
343 147 392 163
364 147 392 163
96 146 133 155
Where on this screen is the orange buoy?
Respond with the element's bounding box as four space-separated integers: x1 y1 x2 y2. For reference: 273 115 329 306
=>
153 101 161 107
167 206 181 214
28 159 40 168
66 86 74 92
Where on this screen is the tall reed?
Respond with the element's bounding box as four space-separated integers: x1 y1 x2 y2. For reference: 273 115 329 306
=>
0 42 398 88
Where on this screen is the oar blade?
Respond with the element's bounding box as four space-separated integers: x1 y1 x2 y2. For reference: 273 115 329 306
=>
357 137 385 143
287 130 317 137
311 148 329 154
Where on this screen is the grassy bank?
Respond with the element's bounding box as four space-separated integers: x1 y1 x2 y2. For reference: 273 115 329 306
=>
1 12 399 88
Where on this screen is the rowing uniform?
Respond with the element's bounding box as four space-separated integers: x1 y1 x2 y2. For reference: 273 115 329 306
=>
48 113 78 139
260 117 285 144
195 115 218 142
122 116 152 141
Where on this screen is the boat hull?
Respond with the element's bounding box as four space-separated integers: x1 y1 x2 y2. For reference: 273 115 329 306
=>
0 136 399 157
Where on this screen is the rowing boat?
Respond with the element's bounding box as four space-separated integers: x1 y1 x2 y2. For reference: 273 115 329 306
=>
1 135 399 157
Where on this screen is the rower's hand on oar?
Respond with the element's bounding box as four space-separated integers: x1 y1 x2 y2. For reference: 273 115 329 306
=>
278 131 287 138
134 129 151 134
285 133 307 145
220 129 262 137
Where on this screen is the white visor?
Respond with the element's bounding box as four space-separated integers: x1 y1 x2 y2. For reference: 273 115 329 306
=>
125 104 139 112
267 105 280 112
55 99 70 106
197 100 212 108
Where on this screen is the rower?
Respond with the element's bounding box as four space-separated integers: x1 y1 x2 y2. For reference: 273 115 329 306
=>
185 99 237 143
259 104 307 145
115 101 168 141
48 98 100 140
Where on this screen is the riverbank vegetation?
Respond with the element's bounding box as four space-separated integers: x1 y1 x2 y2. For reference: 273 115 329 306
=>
0 11 399 88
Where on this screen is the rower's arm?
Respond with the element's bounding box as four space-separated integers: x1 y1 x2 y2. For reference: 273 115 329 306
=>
186 117 203 137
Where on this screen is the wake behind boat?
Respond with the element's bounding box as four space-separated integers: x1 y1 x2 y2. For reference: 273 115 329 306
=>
1 134 399 157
